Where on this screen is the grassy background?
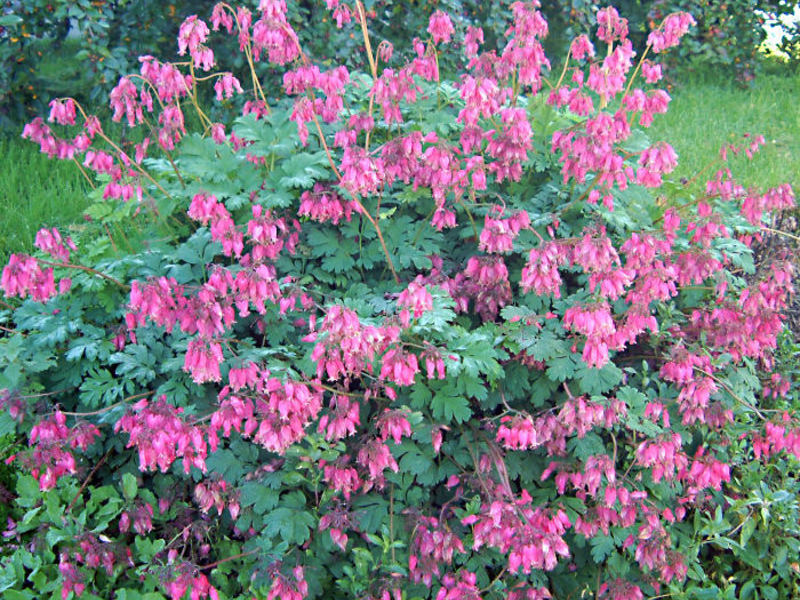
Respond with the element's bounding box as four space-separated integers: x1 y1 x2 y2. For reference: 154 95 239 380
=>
648 68 800 192
0 135 91 262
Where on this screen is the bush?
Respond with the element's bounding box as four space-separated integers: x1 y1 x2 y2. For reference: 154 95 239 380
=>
2 2 800 599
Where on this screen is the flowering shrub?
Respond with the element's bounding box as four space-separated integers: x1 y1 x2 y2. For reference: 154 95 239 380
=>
2 2 800 599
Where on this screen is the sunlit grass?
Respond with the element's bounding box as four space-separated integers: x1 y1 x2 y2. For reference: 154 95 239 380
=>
648 68 800 193
0 135 91 261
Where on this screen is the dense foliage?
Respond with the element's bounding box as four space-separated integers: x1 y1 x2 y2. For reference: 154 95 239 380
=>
2 2 800 600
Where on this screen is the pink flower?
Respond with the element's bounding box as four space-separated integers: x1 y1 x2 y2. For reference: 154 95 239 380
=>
109 77 143 127
115 396 209 474
1 254 57 302
428 10 454 45
598 579 643 600
497 415 542 450
397 281 433 325
464 26 483 58
641 60 663 83
211 3 234 32
597 6 629 43
479 209 529 254
648 12 695 53
178 15 210 56
376 409 412 444
267 565 308 600
35 227 75 262
48 98 76 126
299 184 355 225
357 438 399 483
318 395 360 441
570 34 595 60
184 338 224 384
379 348 419 387
214 73 243 101
322 458 362 499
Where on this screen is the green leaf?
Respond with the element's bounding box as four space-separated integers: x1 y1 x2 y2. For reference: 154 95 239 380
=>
431 393 471 423
739 581 756 600
546 355 577 382
568 433 606 461
690 587 722 600
575 362 623 395
0 15 23 26
134 537 166 562
277 151 329 188
263 507 315 545
206 448 248 482
240 482 280 515
0 410 16 438
352 497 389 533
121 473 138 501
589 534 615 563
396 442 434 477
16 476 40 507
3 591 35 600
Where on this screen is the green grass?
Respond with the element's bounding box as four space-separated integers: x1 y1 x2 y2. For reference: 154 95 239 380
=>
648 69 800 193
0 135 91 262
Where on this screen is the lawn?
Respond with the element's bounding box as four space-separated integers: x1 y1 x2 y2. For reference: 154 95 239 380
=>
648 68 800 193
0 134 91 262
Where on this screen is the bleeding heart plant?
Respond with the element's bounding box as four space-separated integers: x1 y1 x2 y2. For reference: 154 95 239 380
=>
2 2 799 599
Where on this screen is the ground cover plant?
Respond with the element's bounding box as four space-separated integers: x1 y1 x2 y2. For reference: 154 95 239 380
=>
2 2 800 600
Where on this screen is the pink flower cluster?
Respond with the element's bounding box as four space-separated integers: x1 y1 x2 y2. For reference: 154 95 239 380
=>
298 183 356 225
308 305 404 384
460 255 512 321
26 411 100 490
35 227 76 262
318 503 352 551
2 253 57 302
636 434 687 483
648 12 696 53
408 515 465 586
752 414 800 460
267 564 308 600
194 478 240 521
115 396 209 474
321 456 362 499
162 562 219 600
357 437 399 487
212 375 322 454
478 208 530 254
498 395 623 456
317 394 360 441
435 571 481 600
178 15 214 70
427 10 454 45
598 579 643 600
285 64 350 142
464 489 571 573
119 502 155 535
